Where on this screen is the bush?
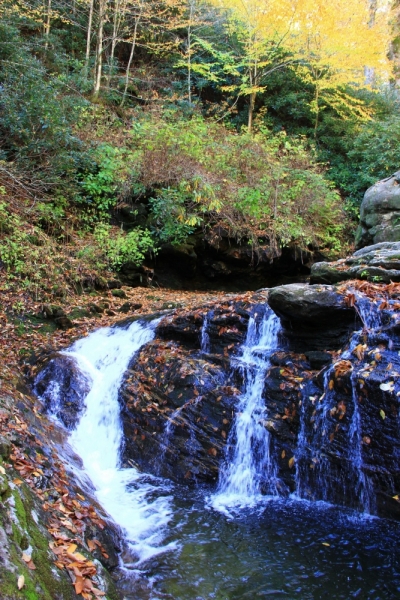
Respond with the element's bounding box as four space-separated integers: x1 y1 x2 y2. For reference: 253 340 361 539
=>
127 111 347 255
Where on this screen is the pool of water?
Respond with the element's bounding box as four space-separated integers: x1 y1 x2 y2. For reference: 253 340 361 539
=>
118 488 400 600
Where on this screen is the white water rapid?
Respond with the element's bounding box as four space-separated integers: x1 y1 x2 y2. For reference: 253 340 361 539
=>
211 309 281 513
47 320 176 564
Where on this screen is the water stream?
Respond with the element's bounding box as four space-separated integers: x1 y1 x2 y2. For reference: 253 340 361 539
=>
200 310 214 353
41 320 177 563
211 309 280 513
35 309 400 599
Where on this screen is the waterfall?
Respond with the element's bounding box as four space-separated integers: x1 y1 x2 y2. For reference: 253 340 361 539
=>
294 293 381 512
354 292 382 331
211 309 281 512
200 310 213 353
348 371 374 513
295 367 374 512
36 320 176 564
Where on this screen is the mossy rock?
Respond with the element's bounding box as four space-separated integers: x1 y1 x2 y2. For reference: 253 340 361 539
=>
111 289 127 299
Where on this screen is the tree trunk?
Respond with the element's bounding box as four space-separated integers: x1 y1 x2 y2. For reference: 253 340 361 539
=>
121 16 140 105
187 0 194 104
247 90 256 133
44 0 51 50
84 0 94 78
94 0 107 97
107 0 121 87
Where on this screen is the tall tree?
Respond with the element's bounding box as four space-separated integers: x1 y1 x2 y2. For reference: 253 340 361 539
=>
294 0 392 136
211 0 391 132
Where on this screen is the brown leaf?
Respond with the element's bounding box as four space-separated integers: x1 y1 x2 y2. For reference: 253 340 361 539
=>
74 576 84 594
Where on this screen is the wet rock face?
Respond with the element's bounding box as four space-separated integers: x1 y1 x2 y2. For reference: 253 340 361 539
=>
120 339 238 483
311 242 400 285
34 354 91 429
118 282 400 519
355 171 400 249
296 327 400 518
119 296 263 483
156 297 254 352
267 283 360 351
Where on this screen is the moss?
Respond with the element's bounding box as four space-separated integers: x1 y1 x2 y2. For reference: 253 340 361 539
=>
7 487 75 600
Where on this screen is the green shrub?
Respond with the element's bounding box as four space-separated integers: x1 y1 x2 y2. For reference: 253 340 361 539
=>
93 223 155 268
127 111 347 255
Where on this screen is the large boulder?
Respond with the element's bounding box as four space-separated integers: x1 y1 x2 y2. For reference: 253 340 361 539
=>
311 241 400 285
355 171 400 249
267 283 360 350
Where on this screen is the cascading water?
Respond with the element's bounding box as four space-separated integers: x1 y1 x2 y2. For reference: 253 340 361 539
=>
294 292 381 512
200 310 213 353
36 319 176 564
354 292 382 331
211 308 281 512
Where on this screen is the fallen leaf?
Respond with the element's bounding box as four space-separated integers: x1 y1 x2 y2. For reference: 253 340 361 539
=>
380 382 394 392
17 575 25 590
380 410 386 420
74 576 84 594
288 457 295 468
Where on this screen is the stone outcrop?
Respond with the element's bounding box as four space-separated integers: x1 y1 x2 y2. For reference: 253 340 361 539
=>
267 283 360 350
355 171 400 249
311 242 400 285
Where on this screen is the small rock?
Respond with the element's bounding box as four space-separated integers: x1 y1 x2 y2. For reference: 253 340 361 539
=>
54 316 74 330
107 279 122 290
118 302 143 314
0 473 9 495
0 435 11 459
111 289 127 299
305 351 333 369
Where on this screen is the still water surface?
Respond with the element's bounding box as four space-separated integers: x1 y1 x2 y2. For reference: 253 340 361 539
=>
120 489 400 600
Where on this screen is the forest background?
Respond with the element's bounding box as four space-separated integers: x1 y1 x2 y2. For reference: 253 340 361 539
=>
0 0 400 300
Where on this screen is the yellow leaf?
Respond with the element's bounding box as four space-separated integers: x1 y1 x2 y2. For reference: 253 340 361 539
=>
380 409 386 420
322 542 330 547
281 450 286 459
17 575 25 590
288 457 295 468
